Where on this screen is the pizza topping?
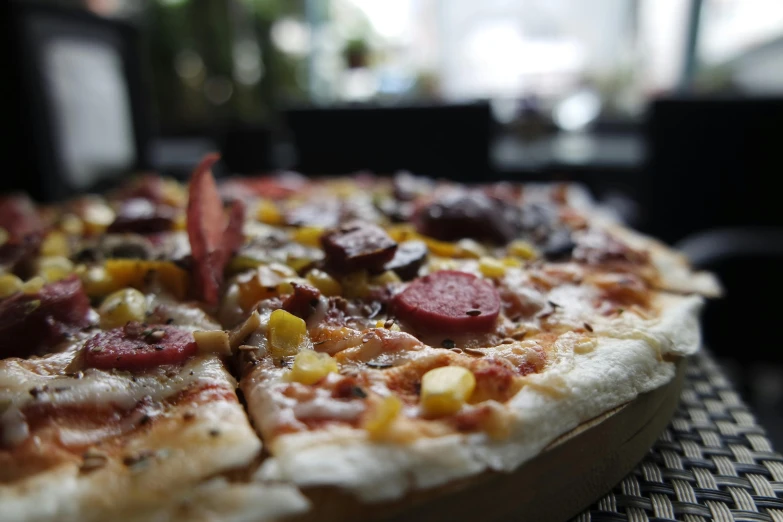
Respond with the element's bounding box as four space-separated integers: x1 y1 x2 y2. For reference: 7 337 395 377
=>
382 240 427 280
0 275 92 358
363 395 403 439
0 194 45 272
267 309 309 357
420 366 476 416
0 273 24 298
193 330 231 356
83 322 198 371
186 154 247 304
107 199 176 235
415 191 518 244
541 229 576 261
321 221 397 273
286 350 339 385
478 257 507 278
103 259 189 300
282 283 322 320
392 271 501 334
305 269 343 297
0 194 43 244
98 288 148 329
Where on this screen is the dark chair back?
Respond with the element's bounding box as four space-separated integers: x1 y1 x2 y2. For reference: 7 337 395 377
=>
642 97 783 244
284 102 492 181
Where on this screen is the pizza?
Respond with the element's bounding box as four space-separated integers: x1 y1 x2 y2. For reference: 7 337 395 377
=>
0 155 719 521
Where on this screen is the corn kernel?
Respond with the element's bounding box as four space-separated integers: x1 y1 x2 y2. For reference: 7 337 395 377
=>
257 200 283 225
21 277 45 294
105 260 189 300
286 350 339 385
423 237 459 257
508 240 538 260
328 180 357 198
267 309 308 357
364 396 402 439
227 255 265 274
370 270 401 286
420 366 476 416
78 265 116 297
82 201 115 235
161 179 187 207
0 273 23 298
194 330 232 356
428 258 458 272
277 279 295 295
37 256 74 282
306 269 342 296
374 319 401 331
341 271 369 299
285 254 313 273
99 288 148 329
172 213 187 231
478 257 507 278
40 232 70 257
456 239 486 258
385 224 417 243
237 273 278 311
0 227 9 247
60 214 84 235
501 256 522 267
291 226 324 247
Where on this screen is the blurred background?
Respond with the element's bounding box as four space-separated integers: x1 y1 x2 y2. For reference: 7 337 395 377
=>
3 0 783 445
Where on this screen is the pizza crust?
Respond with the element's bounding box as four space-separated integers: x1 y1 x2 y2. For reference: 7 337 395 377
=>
256 294 702 502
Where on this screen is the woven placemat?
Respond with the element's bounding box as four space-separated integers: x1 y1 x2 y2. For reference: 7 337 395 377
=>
573 352 783 522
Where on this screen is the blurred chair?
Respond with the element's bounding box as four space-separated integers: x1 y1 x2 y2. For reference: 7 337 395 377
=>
642 97 783 244
644 97 783 364
283 102 492 181
3 1 151 201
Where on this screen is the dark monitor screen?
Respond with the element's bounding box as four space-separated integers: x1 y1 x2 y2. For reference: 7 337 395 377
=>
39 34 137 190
6 3 148 200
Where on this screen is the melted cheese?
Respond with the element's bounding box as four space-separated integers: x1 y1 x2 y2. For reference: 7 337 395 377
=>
0 354 232 414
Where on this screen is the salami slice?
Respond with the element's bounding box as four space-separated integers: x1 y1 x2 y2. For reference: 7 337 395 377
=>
391 270 500 334
83 322 197 371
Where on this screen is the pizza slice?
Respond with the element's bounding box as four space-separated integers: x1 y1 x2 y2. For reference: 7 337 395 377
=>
217 174 715 508
0 167 307 522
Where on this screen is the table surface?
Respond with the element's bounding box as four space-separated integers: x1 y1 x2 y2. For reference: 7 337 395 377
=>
572 352 783 522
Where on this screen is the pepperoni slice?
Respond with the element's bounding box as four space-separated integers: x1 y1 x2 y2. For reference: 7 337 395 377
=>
186 154 246 304
391 271 500 334
0 275 92 358
83 322 197 371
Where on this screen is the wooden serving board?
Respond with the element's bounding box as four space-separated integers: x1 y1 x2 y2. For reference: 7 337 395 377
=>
295 358 686 522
